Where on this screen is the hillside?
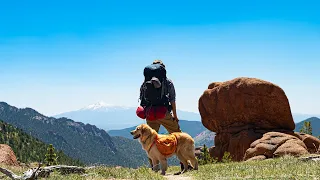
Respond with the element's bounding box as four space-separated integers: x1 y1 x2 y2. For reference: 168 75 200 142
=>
108 120 208 140
0 102 148 168
194 130 215 147
54 101 201 130
0 120 82 165
295 117 320 137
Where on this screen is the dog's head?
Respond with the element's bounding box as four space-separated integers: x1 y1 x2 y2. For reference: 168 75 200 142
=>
130 124 153 141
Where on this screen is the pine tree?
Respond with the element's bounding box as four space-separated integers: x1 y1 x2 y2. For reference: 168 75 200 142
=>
300 121 312 135
45 144 58 166
202 144 209 164
199 144 215 165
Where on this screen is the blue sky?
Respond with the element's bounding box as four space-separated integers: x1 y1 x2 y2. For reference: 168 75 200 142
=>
0 0 319 116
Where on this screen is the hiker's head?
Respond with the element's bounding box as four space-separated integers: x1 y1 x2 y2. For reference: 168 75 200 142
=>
153 60 165 68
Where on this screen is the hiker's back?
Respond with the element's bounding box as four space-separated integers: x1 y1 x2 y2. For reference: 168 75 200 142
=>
141 63 169 107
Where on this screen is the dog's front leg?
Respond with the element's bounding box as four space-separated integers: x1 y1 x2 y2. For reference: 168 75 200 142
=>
151 159 160 172
160 159 168 175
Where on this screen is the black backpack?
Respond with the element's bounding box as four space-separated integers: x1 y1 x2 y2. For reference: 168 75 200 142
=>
141 64 169 107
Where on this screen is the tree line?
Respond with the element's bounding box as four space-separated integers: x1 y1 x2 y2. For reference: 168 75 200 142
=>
0 120 83 166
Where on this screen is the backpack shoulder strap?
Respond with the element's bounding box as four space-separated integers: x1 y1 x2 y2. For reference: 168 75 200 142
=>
139 82 148 106
163 78 170 96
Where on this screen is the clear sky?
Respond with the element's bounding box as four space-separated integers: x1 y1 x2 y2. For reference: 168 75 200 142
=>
0 0 319 116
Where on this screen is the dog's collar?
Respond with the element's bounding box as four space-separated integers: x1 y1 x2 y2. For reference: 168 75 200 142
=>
141 133 152 144
147 135 158 153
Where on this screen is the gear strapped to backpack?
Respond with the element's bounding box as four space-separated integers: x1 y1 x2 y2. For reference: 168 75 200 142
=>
138 63 171 121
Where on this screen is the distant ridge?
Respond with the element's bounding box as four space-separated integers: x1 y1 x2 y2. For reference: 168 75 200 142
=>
295 117 320 137
54 101 201 130
0 102 149 168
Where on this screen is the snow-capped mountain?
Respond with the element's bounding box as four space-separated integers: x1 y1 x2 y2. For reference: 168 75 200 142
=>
54 101 201 130
80 101 132 111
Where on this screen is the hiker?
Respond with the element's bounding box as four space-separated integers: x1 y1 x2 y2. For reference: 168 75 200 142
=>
138 60 181 133
137 60 191 171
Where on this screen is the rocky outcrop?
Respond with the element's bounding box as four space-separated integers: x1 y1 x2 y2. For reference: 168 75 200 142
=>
0 144 18 166
199 77 295 133
294 133 320 153
199 77 319 161
244 132 320 161
244 132 309 160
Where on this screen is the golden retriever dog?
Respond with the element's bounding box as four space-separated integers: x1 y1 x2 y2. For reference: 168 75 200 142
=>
130 124 198 175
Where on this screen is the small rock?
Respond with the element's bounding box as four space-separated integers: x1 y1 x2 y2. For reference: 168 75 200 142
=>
299 155 320 162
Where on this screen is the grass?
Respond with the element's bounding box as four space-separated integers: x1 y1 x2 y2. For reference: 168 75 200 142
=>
186 155 320 180
1 156 319 180
0 165 164 180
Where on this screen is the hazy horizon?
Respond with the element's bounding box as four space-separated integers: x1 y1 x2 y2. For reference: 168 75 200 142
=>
1 1 319 116
2 101 319 124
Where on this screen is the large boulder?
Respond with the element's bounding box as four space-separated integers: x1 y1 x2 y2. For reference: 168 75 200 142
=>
199 77 295 132
199 77 299 161
0 144 18 166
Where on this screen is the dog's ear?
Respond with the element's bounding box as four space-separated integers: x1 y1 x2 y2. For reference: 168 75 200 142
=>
141 127 145 134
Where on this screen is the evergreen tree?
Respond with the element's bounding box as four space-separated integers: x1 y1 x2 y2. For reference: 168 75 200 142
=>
45 144 58 166
300 121 312 135
199 144 215 165
202 144 209 164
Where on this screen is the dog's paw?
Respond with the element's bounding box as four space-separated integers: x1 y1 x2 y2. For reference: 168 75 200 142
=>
174 172 182 175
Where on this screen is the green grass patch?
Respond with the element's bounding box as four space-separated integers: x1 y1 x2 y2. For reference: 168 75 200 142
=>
1 156 319 179
187 156 320 180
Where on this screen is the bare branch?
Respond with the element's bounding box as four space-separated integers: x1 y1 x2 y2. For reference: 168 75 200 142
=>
0 167 21 180
0 165 85 180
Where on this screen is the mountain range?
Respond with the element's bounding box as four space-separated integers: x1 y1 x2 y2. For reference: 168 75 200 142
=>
0 102 148 168
1 101 318 169
54 102 319 132
0 120 82 165
54 101 201 130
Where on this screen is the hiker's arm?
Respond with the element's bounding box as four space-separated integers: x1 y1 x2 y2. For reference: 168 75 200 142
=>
167 80 178 121
171 101 178 121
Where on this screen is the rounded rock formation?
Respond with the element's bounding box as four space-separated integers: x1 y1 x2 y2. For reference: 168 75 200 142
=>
199 77 295 132
244 132 309 160
199 77 301 161
293 133 320 154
